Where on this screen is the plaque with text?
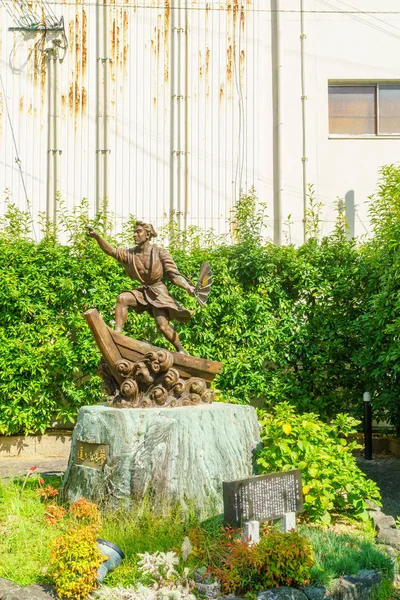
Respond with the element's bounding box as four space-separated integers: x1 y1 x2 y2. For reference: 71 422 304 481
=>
223 469 303 527
75 441 109 470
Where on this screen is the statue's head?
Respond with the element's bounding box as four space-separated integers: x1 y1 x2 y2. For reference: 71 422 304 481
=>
134 221 157 245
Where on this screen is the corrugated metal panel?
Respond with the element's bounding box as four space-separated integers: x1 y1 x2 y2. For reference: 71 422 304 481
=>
0 0 272 237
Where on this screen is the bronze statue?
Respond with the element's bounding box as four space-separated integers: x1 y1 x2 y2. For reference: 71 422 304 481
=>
85 221 220 409
87 222 196 354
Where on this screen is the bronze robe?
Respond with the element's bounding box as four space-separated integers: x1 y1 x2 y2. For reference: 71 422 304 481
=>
112 245 193 322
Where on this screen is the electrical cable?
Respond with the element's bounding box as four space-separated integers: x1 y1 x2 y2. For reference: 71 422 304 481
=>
0 72 38 241
316 0 400 41
2 0 400 13
332 0 400 34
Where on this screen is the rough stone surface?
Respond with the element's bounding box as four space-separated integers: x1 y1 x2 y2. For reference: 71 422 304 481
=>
0 579 56 600
61 403 261 514
301 585 329 600
329 570 380 600
257 588 308 600
377 528 400 549
370 512 396 531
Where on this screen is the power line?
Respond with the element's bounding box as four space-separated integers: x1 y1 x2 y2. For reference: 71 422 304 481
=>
1 0 400 13
316 0 400 41
0 72 38 241
332 0 400 33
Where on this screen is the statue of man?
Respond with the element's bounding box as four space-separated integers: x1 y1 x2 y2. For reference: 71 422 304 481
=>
87 222 196 354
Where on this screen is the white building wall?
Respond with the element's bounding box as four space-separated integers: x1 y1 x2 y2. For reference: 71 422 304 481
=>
1 0 400 243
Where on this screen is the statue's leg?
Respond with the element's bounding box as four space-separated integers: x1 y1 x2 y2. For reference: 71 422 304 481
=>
115 292 139 332
153 309 186 354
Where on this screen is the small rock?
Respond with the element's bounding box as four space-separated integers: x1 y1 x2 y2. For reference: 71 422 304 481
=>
257 588 308 600
301 585 331 600
365 500 381 512
330 569 380 600
0 578 22 600
370 512 396 531
377 528 400 549
0 580 56 600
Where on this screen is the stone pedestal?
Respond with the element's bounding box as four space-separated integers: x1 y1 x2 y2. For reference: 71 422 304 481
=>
60 403 261 516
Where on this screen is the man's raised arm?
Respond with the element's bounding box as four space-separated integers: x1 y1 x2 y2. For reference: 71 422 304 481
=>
86 227 115 257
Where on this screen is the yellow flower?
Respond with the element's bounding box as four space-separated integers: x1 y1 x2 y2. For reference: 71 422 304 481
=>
282 423 292 435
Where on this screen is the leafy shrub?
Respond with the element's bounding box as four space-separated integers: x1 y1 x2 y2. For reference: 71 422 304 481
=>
4 174 400 433
69 497 101 527
49 524 105 599
206 526 314 594
37 484 59 501
44 504 66 524
256 404 382 524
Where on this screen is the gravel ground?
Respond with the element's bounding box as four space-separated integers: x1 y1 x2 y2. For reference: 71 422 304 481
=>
357 454 400 520
0 456 68 479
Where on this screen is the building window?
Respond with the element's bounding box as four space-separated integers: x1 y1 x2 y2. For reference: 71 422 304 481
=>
328 84 400 136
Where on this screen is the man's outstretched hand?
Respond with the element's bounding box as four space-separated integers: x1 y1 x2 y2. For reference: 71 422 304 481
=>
86 227 98 238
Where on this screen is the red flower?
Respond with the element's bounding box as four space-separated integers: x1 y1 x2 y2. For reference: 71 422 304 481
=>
39 479 45 485
29 466 37 472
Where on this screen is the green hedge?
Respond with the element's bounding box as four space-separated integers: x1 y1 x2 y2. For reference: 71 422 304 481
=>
1 167 400 434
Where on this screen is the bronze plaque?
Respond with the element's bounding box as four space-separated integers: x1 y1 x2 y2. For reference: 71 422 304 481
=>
75 441 109 470
223 469 303 527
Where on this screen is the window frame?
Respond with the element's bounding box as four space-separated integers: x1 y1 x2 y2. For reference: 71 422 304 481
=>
328 81 400 139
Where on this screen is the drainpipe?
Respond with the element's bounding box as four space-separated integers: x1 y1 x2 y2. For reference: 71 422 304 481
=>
183 0 189 231
103 0 110 209
271 0 282 245
46 42 61 226
300 0 307 242
96 0 110 216
170 0 189 230
96 0 103 213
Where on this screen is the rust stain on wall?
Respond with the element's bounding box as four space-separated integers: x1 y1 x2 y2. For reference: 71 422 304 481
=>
157 25 161 57
240 48 245 87
69 80 74 113
82 86 87 112
69 19 74 53
153 97 157 109
226 43 232 86
220 82 224 102
123 9 129 70
61 94 66 117
19 97 24 111
240 4 245 32
28 102 33 115
233 0 239 24
199 50 203 77
75 13 81 81
33 40 38 83
117 23 121 66
40 44 46 100
75 81 80 114
164 0 170 82
82 9 87 76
